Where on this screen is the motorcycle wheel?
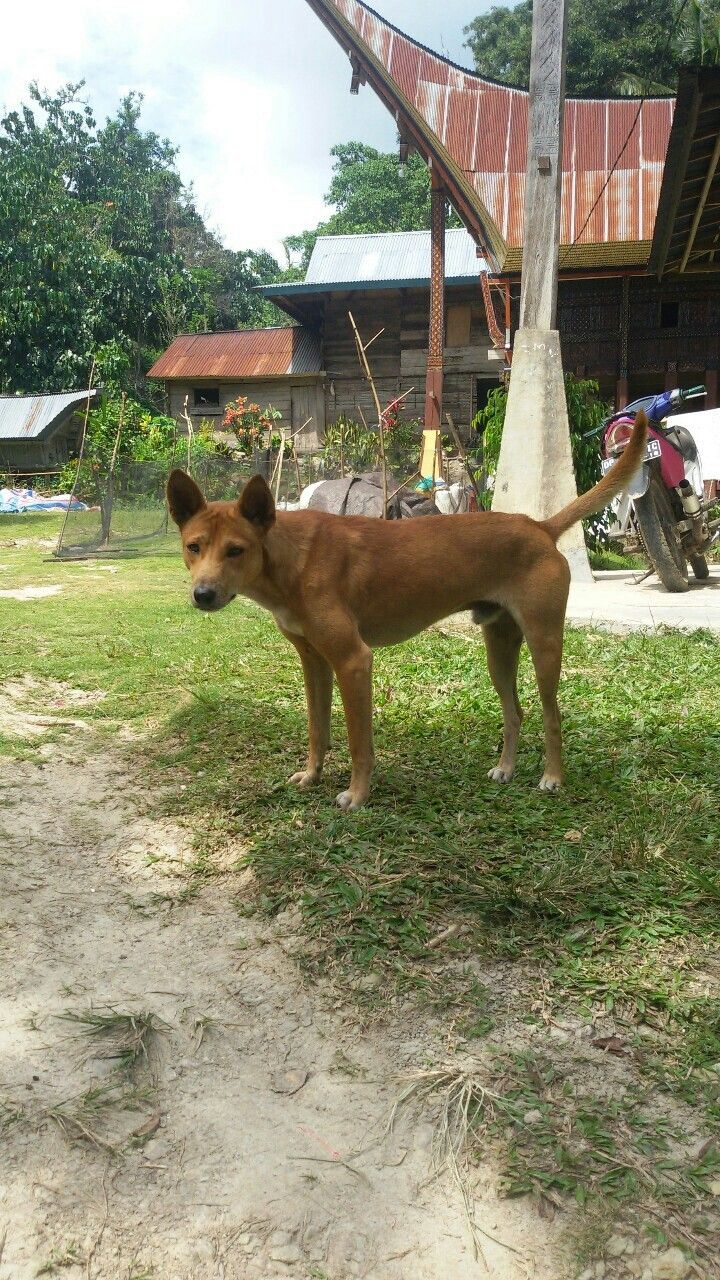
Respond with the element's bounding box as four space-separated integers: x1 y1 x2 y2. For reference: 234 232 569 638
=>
690 553 710 581
633 471 690 593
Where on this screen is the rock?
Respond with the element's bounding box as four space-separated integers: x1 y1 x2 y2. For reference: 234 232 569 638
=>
269 1231 295 1248
355 972 382 992
269 1244 302 1264
650 1249 690 1280
594 1265 606 1279
523 1109 543 1125
606 1235 632 1258
270 1068 308 1096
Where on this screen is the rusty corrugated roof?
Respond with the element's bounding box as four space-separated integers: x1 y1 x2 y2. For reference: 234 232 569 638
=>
147 328 323 380
305 0 675 272
0 390 97 441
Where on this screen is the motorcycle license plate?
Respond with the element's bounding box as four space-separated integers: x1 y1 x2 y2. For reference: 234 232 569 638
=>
601 437 661 475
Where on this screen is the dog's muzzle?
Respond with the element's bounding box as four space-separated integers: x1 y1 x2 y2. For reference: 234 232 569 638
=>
191 585 236 612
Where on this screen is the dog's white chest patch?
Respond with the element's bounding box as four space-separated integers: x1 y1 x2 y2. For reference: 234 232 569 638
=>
272 607 304 636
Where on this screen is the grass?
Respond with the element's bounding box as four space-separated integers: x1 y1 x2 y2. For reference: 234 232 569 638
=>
2 512 720 1261
57 1008 167 1069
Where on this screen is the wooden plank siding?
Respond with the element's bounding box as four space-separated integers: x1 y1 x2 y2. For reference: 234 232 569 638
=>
166 379 326 451
322 285 495 433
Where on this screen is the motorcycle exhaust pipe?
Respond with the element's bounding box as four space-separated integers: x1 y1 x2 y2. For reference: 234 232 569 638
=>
678 480 709 548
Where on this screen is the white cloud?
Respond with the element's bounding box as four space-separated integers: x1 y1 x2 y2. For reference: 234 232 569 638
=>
2 0 489 258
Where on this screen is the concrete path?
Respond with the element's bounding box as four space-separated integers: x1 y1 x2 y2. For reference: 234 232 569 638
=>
567 564 720 633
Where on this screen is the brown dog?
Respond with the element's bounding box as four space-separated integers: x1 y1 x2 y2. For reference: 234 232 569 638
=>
167 412 646 809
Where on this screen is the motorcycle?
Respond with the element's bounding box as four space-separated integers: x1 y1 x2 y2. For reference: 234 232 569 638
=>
597 387 719 593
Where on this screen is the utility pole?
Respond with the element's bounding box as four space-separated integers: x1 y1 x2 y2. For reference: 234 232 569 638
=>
491 0 593 582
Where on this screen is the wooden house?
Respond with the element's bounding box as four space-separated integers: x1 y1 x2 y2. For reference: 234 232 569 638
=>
147 328 325 448
150 229 498 443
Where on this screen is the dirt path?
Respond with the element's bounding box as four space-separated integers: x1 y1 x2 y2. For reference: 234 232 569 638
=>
0 731 559 1280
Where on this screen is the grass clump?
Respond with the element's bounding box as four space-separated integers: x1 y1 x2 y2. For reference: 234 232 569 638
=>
57 1007 167 1070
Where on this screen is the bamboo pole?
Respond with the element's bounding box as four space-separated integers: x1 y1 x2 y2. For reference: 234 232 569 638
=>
445 413 481 500
349 310 389 518
57 360 96 557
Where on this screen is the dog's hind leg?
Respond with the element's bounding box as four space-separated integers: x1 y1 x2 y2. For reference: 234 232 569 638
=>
481 610 525 783
331 642 375 812
283 632 333 789
516 585 568 791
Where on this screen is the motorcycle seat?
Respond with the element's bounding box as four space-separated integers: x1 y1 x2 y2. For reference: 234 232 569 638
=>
660 423 699 464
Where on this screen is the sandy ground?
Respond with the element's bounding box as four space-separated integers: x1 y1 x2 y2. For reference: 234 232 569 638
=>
0 701 560 1280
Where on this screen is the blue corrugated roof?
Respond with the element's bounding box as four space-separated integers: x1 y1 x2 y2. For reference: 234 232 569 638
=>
261 229 486 297
0 390 97 440
306 229 484 284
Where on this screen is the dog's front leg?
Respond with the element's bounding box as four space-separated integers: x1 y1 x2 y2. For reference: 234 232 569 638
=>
332 642 375 811
282 631 333 789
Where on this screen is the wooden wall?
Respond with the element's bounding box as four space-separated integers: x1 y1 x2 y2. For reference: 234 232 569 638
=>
321 286 496 434
556 275 720 404
166 378 326 450
0 416 82 473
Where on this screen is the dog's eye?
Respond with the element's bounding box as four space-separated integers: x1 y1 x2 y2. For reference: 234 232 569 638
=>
186 542 200 555
226 545 245 558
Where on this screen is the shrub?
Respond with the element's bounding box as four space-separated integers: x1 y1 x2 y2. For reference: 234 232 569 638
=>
221 396 283 456
321 409 422 477
473 374 610 544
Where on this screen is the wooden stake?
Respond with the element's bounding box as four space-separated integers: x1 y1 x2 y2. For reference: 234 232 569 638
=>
445 413 481 499
181 394 195 473
57 359 96 557
518 0 569 330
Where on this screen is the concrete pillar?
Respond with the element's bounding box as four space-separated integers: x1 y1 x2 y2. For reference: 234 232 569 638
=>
491 0 592 584
492 330 594 582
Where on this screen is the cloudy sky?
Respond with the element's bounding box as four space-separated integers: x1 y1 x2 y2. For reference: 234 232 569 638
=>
0 0 492 262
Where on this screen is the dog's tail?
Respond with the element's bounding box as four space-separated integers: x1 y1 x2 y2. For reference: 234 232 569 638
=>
541 410 648 543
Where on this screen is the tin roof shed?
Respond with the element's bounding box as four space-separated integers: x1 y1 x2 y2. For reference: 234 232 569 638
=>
147 328 322 380
0 390 97 441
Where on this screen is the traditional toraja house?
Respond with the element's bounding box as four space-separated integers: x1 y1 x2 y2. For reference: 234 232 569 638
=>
293 0 720 417
150 6 720 442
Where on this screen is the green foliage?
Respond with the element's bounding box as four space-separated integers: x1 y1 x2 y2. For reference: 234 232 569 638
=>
463 0 706 96
474 374 609 542
54 395 222 500
282 142 460 276
0 82 284 400
320 413 421 477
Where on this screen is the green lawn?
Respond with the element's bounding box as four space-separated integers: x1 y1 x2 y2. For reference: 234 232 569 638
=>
2 511 719 1265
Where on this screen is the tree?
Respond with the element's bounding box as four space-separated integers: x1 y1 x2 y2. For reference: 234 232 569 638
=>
170 199 283 329
463 0 717 97
0 83 284 400
282 142 459 276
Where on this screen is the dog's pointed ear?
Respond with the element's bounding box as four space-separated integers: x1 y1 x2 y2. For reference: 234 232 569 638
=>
167 470 206 527
238 475 275 532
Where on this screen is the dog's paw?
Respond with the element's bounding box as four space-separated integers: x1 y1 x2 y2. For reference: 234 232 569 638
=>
336 789 365 812
487 765 514 784
538 774 562 792
288 769 320 789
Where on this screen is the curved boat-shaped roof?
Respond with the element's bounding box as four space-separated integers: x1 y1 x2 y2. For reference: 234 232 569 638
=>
305 0 675 272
